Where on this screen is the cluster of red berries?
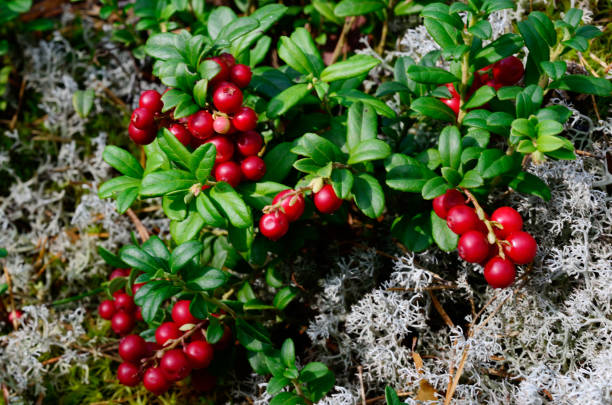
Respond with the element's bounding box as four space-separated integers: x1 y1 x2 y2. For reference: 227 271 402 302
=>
114 300 231 395
260 184 343 241
98 268 144 335
128 53 265 188
441 56 525 116
433 189 537 288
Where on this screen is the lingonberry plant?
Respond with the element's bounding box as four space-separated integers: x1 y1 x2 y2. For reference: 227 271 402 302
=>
93 0 612 402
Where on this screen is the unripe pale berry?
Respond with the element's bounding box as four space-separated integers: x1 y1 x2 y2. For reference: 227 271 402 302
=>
139 90 163 113
314 184 342 214
491 206 523 239
128 123 156 145
214 161 242 188
457 230 490 263
492 56 524 85
143 367 170 395
171 300 198 326
111 311 135 335
188 111 214 140
98 300 116 320
232 107 257 132
503 231 537 264
446 205 479 235
236 130 263 156
273 190 305 222
117 362 141 386
213 82 243 114
168 123 191 146
155 322 181 346
184 340 214 369
160 349 191 381
213 116 231 134
259 211 289 241
484 256 516 288
131 107 155 130
432 189 465 219
230 64 252 88
241 155 266 181
119 334 148 363
205 136 234 163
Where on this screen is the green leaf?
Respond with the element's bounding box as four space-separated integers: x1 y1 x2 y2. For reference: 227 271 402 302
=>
458 170 484 188
145 33 182 60
103 146 143 178
334 89 396 118
347 102 377 151
517 20 549 70
321 54 380 82
281 339 295 368
576 25 602 39
267 83 311 117
312 0 344 24
269 392 304 405
216 16 259 46
170 211 205 244
231 4 288 57
411 97 456 122
192 79 208 107
159 128 192 167
196 192 226 227
207 7 237 40
206 316 224 343
228 224 254 253
99 176 141 199
116 187 139 214
97 246 127 268
536 135 566 152
352 173 385 218
438 126 462 169
190 143 216 183
386 161 434 192
291 133 344 165
469 20 492 39
300 362 335 402
536 120 563 137
119 245 159 273
262 142 297 182
278 36 315 75
463 85 496 109
294 158 324 174
209 182 252 228
170 241 202 273
72 89 95 118
385 386 402 405
431 210 458 251
391 213 432 252
497 86 523 100
528 11 557 46
140 170 195 196
441 167 462 186
421 176 449 200
563 8 583 28
348 139 391 164
237 181 290 210
139 283 180 323
273 286 298 310
186 268 228 291
268 376 291 395
515 85 543 118
334 0 385 16
508 171 551 201
162 192 188 221
407 65 459 85
423 17 458 49
473 33 523 67
331 169 354 199
549 75 612 97
479 152 514 178
236 319 272 352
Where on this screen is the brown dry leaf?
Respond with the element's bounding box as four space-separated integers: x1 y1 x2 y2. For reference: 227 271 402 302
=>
415 379 438 401
412 351 424 372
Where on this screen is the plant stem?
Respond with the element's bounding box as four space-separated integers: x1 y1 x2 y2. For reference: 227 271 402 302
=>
199 293 237 319
329 17 355 65
51 287 105 306
292 380 314 405
460 188 507 257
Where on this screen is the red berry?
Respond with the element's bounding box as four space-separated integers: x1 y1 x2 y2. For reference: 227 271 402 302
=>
143 367 170 395
241 155 266 181
230 64 252 88
160 349 191 382
233 107 257 132
213 82 243 114
117 362 141 386
188 111 214 140
114 292 136 313
131 107 155 130
184 341 214 369
235 130 263 156
446 205 480 235
484 79 503 91
8 310 22 322
192 370 217 392
259 211 289 241
111 311 135 335
214 161 242 188
190 329 207 342
503 231 537 264
457 231 490 263
432 189 465 219
155 322 181 346
213 116 231 134
484 257 516 288
98 300 116 320
491 207 523 239
146 341 161 356
273 190 305 222
168 123 191 146
135 307 143 322
314 184 342 214
213 324 233 351
441 83 460 116
205 136 234 163
109 268 130 281
139 90 164 113
492 56 524 85
128 123 156 145
208 57 231 87
119 334 147 363
219 53 236 69
171 300 198 326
